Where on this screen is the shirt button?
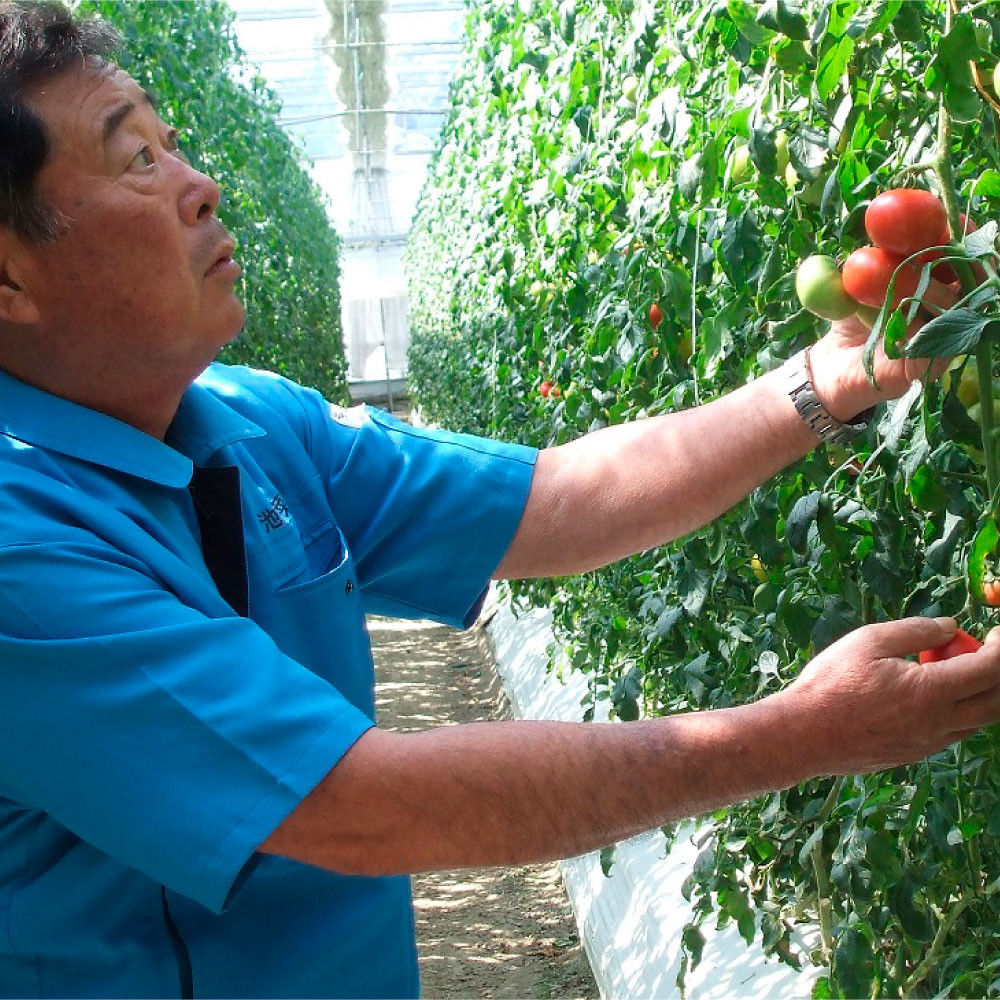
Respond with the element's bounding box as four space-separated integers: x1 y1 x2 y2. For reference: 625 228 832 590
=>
345 580 355 595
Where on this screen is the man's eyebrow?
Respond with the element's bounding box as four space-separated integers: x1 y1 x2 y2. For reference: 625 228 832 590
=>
100 88 157 147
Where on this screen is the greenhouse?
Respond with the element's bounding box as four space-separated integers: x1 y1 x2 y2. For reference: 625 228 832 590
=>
2 1 1000 998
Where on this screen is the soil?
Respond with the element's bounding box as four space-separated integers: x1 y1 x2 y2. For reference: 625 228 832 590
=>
368 615 598 1000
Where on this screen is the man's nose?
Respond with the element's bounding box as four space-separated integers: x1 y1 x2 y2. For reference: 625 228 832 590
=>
179 161 221 224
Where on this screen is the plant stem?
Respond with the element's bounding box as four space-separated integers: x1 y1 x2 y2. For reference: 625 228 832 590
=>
902 896 971 994
809 776 843 962
975 337 1000 512
810 840 835 962
930 15 1000 511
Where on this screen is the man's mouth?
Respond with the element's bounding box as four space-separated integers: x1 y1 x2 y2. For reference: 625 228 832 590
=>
206 241 240 279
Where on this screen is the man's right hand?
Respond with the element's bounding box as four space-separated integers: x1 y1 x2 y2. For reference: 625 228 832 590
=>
774 616 1000 778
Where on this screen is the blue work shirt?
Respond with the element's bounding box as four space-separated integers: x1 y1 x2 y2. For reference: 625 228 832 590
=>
0 363 537 999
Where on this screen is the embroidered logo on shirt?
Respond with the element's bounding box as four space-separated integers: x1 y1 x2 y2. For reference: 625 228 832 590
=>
329 403 367 428
258 493 291 533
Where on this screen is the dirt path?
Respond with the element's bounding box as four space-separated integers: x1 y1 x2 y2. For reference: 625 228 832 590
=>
369 616 598 1000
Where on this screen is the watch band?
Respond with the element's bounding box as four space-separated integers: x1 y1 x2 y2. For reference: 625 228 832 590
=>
784 348 875 445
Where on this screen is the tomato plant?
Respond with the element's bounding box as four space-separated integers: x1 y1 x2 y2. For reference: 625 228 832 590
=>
406 1 1000 995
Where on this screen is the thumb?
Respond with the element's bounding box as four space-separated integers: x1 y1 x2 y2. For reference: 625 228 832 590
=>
862 616 957 658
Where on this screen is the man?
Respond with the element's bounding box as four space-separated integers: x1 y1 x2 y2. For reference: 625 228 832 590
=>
0 3 996 998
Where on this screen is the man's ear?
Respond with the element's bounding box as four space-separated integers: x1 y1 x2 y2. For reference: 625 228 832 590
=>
0 237 41 326
0 256 41 326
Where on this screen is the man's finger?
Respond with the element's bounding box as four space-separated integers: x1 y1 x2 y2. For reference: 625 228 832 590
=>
951 681 1000 732
929 632 1000 701
860 616 958 658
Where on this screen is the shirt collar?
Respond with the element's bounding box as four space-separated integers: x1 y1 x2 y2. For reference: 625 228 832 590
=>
0 364 266 488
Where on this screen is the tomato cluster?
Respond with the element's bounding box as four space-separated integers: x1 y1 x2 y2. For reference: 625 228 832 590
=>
796 188 962 325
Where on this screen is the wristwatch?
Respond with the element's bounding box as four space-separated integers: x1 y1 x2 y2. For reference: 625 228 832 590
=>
784 348 876 445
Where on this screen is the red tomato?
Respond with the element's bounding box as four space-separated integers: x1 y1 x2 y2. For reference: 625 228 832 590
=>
865 189 948 258
551 385 561 397
539 380 551 397
841 246 955 313
919 628 983 663
985 580 1000 607
649 303 664 330
920 215 985 285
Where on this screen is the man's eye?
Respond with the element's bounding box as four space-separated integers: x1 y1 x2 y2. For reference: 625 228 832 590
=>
132 145 155 169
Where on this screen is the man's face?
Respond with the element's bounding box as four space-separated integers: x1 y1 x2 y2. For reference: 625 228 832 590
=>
14 62 244 386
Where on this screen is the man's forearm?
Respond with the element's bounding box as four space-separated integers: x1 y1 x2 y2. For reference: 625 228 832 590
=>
259 696 806 877
496 364 818 579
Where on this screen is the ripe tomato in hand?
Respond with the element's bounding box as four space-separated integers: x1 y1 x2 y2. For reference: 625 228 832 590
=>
919 628 983 663
649 303 663 330
841 246 955 313
865 189 948 259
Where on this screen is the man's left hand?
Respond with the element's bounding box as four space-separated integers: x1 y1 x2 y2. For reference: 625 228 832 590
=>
809 308 956 422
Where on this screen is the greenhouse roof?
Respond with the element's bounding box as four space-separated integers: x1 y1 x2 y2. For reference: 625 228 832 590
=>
226 0 467 247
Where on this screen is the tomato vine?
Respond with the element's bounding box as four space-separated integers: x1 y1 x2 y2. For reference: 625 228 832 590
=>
407 0 1000 995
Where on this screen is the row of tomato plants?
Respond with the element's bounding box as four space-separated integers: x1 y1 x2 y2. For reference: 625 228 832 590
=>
406 1 1000 996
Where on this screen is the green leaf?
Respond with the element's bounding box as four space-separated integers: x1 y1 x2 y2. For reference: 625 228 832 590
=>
797 826 825 867
786 491 821 553
811 596 860 650
861 552 905 603
907 465 948 513
815 34 855 100
888 878 935 943
599 844 616 876
927 512 965 576
902 309 988 358
757 0 809 40
811 977 834 1000
719 210 763 287
942 389 983 445
834 927 874 1000
748 128 778 175
974 169 1000 198
891 1 923 42
681 924 705 969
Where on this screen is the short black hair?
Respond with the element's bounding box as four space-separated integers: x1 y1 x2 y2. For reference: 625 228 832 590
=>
0 1 119 242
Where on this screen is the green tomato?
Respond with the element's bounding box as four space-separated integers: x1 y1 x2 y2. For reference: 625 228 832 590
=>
994 60 1000 96
958 359 981 409
730 143 752 184
775 130 790 174
795 255 858 321
622 75 640 102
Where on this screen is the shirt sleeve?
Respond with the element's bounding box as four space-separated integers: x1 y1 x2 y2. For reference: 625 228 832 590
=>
262 378 539 628
0 538 374 916
335 409 538 626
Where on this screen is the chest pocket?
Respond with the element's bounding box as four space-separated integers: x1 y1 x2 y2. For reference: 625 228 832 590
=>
249 520 376 720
